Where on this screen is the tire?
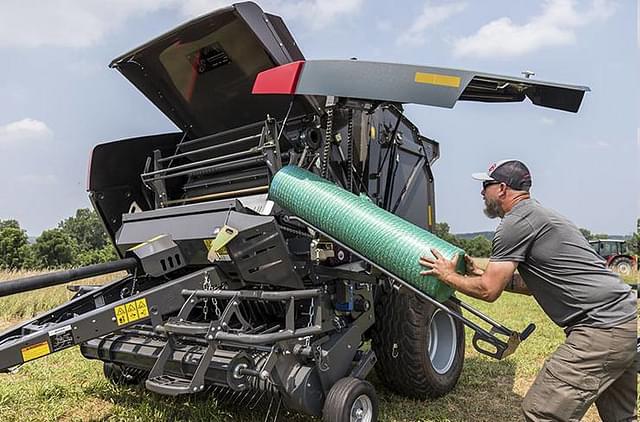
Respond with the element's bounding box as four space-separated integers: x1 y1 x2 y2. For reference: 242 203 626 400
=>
611 257 633 276
371 288 464 398
103 362 143 385
323 377 378 422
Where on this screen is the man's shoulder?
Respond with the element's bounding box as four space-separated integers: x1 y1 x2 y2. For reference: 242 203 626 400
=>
506 199 546 224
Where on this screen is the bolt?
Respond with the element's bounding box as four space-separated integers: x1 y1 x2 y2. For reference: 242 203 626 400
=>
92 319 96 323
347 344 352 349
193 387 198 392
207 335 214 340
111 317 116 322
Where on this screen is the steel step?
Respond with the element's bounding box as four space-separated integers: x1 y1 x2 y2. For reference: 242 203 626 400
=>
146 374 203 396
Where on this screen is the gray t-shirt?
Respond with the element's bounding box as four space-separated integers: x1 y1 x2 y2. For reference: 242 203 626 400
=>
491 198 637 329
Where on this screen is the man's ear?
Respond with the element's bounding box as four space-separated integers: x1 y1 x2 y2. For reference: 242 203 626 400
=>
498 183 508 198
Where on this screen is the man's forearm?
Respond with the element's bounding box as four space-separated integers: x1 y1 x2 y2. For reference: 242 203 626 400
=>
504 273 531 295
440 273 500 302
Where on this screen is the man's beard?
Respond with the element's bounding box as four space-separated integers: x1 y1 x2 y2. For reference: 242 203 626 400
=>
483 197 504 219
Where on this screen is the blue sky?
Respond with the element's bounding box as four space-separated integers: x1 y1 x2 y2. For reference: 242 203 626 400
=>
0 0 637 236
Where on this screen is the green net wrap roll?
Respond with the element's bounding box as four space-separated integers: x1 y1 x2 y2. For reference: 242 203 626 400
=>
269 165 465 302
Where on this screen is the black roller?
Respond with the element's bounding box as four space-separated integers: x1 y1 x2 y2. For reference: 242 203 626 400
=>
0 257 138 297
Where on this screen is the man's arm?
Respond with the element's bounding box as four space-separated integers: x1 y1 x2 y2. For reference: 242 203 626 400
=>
465 255 530 296
504 273 530 295
419 250 528 302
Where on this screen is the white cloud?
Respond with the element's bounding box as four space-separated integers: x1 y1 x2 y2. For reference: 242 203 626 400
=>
0 1 175 48
453 0 617 59
397 1 467 47
0 118 53 146
0 0 363 48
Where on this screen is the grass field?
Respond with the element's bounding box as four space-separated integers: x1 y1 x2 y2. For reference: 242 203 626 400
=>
0 265 637 421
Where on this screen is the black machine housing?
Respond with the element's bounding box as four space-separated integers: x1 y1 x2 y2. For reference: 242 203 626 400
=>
0 2 588 420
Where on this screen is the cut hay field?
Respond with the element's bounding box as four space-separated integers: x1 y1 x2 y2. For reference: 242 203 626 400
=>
0 265 636 421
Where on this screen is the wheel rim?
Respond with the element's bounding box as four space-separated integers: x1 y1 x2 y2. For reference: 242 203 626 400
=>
427 309 458 375
350 394 373 422
615 262 632 275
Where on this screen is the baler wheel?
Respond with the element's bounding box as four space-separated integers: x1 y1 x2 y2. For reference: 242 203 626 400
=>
372 289 464 398
322 377 378 422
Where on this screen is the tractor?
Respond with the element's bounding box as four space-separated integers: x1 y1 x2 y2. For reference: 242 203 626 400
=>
589 239 638 276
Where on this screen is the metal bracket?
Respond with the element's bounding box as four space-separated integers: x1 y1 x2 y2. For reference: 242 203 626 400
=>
207 225 239 262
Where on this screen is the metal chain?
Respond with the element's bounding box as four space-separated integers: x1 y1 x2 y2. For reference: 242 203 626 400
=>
213 297 222 318
279 224 312 238
320 107 334 178
303 298 315 348
202 271 212 320
346 108 354 192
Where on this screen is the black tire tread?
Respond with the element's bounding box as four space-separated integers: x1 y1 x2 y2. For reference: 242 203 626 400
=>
371 289 464 399
323 377 378 422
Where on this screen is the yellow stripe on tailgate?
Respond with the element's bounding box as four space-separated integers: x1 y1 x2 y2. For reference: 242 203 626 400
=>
414 72 461 88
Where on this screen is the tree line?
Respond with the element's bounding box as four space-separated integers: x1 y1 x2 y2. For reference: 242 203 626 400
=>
0 209 117 270
0 209 637 270
432 222 493 258
432 221 640 258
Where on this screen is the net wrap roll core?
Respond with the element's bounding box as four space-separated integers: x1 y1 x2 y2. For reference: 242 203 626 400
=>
269 165 465 302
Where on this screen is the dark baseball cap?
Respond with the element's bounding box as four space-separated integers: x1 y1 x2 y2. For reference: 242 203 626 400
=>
472 159 532 191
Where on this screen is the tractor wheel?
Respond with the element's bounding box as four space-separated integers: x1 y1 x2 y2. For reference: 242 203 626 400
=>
371 288 464 398
322 377 378 422
103 362 143 385
611 257 634 276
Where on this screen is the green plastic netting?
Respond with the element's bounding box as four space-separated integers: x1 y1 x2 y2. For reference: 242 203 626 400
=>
269 165 465 302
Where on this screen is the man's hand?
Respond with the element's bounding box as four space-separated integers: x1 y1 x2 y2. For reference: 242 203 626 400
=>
419 248 459 283
464 255 485 277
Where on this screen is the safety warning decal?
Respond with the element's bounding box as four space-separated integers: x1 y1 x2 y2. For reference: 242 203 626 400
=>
114 298 149 326
48 325 74 352
21 341 51 362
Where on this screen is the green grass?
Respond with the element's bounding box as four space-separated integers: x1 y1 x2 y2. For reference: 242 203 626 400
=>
0 267 635 421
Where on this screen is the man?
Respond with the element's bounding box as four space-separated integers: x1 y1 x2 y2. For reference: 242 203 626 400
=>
419 159 637 422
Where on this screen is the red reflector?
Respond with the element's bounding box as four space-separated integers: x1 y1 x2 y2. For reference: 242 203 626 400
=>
252 60 304 95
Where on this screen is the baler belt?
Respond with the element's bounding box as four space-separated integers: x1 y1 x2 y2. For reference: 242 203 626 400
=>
268 165 465 302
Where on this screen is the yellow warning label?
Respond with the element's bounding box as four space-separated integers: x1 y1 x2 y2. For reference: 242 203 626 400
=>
136 299 149 319
126 302 138 321
414 72 461 88
21 341 50 362
114 298 149 326
115 305 128 326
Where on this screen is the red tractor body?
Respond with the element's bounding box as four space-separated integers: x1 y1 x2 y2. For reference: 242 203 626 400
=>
589 239 638 276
